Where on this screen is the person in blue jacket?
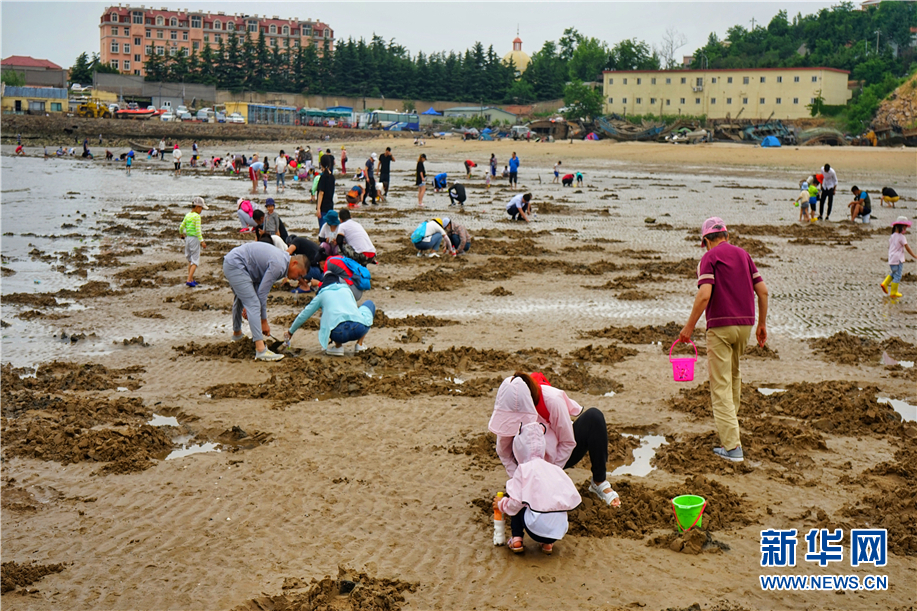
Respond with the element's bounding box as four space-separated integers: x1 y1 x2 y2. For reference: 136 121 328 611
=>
434 172 448 192
284 272 376 357
508 152 520 188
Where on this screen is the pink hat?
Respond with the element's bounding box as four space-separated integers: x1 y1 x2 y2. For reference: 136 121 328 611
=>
891 216 912 228
488 377 537 436
701 217 728 245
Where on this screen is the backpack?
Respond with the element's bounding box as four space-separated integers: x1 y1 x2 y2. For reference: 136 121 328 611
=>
340 256 371 291
411 222 427 244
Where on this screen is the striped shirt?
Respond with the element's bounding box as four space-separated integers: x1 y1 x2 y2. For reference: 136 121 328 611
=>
179 211 203 240
696 242 762 329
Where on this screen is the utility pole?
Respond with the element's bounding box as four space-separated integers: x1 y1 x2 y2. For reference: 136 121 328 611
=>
750 17 756 31
874 30 881 54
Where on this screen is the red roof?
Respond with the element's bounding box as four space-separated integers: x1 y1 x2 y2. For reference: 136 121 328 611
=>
1 55 63 70
513 37 522 43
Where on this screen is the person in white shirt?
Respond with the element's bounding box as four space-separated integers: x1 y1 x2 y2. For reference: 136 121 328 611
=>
275 150 288 192
817 163 838 221
172 144 183 176
506 193 533 222
318 209 340 258
335 209 376 265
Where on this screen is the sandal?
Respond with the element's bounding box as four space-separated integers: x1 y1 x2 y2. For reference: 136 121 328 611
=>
507 537 524 554
589 480 620 506
540 543 553 555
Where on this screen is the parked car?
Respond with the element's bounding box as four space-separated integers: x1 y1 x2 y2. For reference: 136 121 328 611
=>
179 112 193 122
511 125 532 140
160 112 174 122
196 108 214 122
228 113 246 124
215 112 227 123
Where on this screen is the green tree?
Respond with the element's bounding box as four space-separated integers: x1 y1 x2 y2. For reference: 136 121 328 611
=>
504 78 535 104
568 36 608 82
1 70 26 87
562 78 604 120
69 52 93 85
91 52 120 74
608 39 659 71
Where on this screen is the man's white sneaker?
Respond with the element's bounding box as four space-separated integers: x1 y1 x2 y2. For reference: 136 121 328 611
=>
255 349 284 361
326 345 345 357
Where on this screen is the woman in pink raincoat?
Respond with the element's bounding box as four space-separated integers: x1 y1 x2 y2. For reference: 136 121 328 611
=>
489 373 621 508
493 421 582 554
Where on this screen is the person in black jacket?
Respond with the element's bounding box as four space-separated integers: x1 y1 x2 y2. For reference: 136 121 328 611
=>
448 182 467 207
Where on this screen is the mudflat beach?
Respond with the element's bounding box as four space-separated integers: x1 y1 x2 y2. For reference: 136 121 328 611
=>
1 138 915 610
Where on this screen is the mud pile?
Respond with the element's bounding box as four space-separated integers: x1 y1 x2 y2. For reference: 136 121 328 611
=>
744 344 779 359
473 238 549 256
774 382 906 436
667 380 907 437
665 382 770 420
373 309 459 328
616 290 656 301
113 261 185 287
1 363 174 474
654 418 827 476
233 566 417 611
1 362 144 400
395 328 427 343
132 310 165 319
173 340 264 360
488 287 513 296
584 272 665 290
1 561 67 594
841 446 916 556
808 332 916 366
729 223 874 242
473 475 750 540
562 244 606 253
569 344 638 364
206 359 502 407
361 346 562 373
582 322 682 344
636 258 698 279
547 364 623 396
448 431 501 470
392 268 461 292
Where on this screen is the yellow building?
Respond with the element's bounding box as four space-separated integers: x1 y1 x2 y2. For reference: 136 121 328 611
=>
1 85 68 114
503 36 530 77
602 67 851 120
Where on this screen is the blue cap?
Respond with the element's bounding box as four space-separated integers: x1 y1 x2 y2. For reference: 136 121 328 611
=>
323 210 340 226
265 198 275 207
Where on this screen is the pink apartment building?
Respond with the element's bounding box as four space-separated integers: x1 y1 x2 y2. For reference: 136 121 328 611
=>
99 5 334 76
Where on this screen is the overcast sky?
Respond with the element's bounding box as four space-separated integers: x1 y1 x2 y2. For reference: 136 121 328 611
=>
3 1 841 70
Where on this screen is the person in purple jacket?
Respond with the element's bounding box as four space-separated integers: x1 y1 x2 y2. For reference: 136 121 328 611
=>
679 217 769 463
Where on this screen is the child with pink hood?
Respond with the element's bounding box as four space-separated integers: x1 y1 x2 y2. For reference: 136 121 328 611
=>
489 373 621 509
494 421 581 555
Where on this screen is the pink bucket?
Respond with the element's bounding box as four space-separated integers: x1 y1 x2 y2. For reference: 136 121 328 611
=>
669 340 698 382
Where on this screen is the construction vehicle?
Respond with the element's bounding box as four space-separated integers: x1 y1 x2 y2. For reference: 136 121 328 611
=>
76 100 112 119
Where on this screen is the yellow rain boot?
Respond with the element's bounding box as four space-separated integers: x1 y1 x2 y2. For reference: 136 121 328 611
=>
881 275 892 294
889 282 903 299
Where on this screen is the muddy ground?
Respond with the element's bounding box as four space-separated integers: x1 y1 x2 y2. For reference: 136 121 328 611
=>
1 139 915 611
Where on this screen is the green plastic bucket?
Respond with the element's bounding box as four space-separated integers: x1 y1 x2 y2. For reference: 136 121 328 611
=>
672 495 706 533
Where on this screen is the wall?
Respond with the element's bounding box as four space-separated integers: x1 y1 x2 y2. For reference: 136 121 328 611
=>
602 68 852 120
93 74 216 106
1 67 68 88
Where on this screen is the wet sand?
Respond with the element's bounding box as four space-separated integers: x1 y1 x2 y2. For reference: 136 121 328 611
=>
1 140 916 610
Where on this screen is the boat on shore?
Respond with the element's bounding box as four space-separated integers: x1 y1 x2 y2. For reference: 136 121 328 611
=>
115 108 161 120
129 141 157 153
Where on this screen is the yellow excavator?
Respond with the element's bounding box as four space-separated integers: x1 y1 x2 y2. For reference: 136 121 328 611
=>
76 100 112 119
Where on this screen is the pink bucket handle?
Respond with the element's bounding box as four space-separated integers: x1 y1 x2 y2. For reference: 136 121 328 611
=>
669 339 698 362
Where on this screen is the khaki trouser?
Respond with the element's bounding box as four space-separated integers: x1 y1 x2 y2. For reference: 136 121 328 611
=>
706 325 752 450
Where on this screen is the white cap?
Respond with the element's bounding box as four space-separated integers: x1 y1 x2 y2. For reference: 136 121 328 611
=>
371 152 377 159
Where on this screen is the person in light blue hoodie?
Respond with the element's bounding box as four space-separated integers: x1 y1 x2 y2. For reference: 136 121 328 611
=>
284 273 375 357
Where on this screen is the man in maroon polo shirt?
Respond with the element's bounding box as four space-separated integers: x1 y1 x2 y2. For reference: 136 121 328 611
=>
679 217 769 463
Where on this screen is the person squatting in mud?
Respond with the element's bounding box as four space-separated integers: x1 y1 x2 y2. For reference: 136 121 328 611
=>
285 271 376 357
489 373 622 512
492 419 582 555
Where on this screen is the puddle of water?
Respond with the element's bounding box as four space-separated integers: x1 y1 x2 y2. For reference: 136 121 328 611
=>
148 414 179 427
165 442 221 460
898 360 914 369
171 433 194 445
877 397 917 423
757 388 786 396
610 434 667 477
